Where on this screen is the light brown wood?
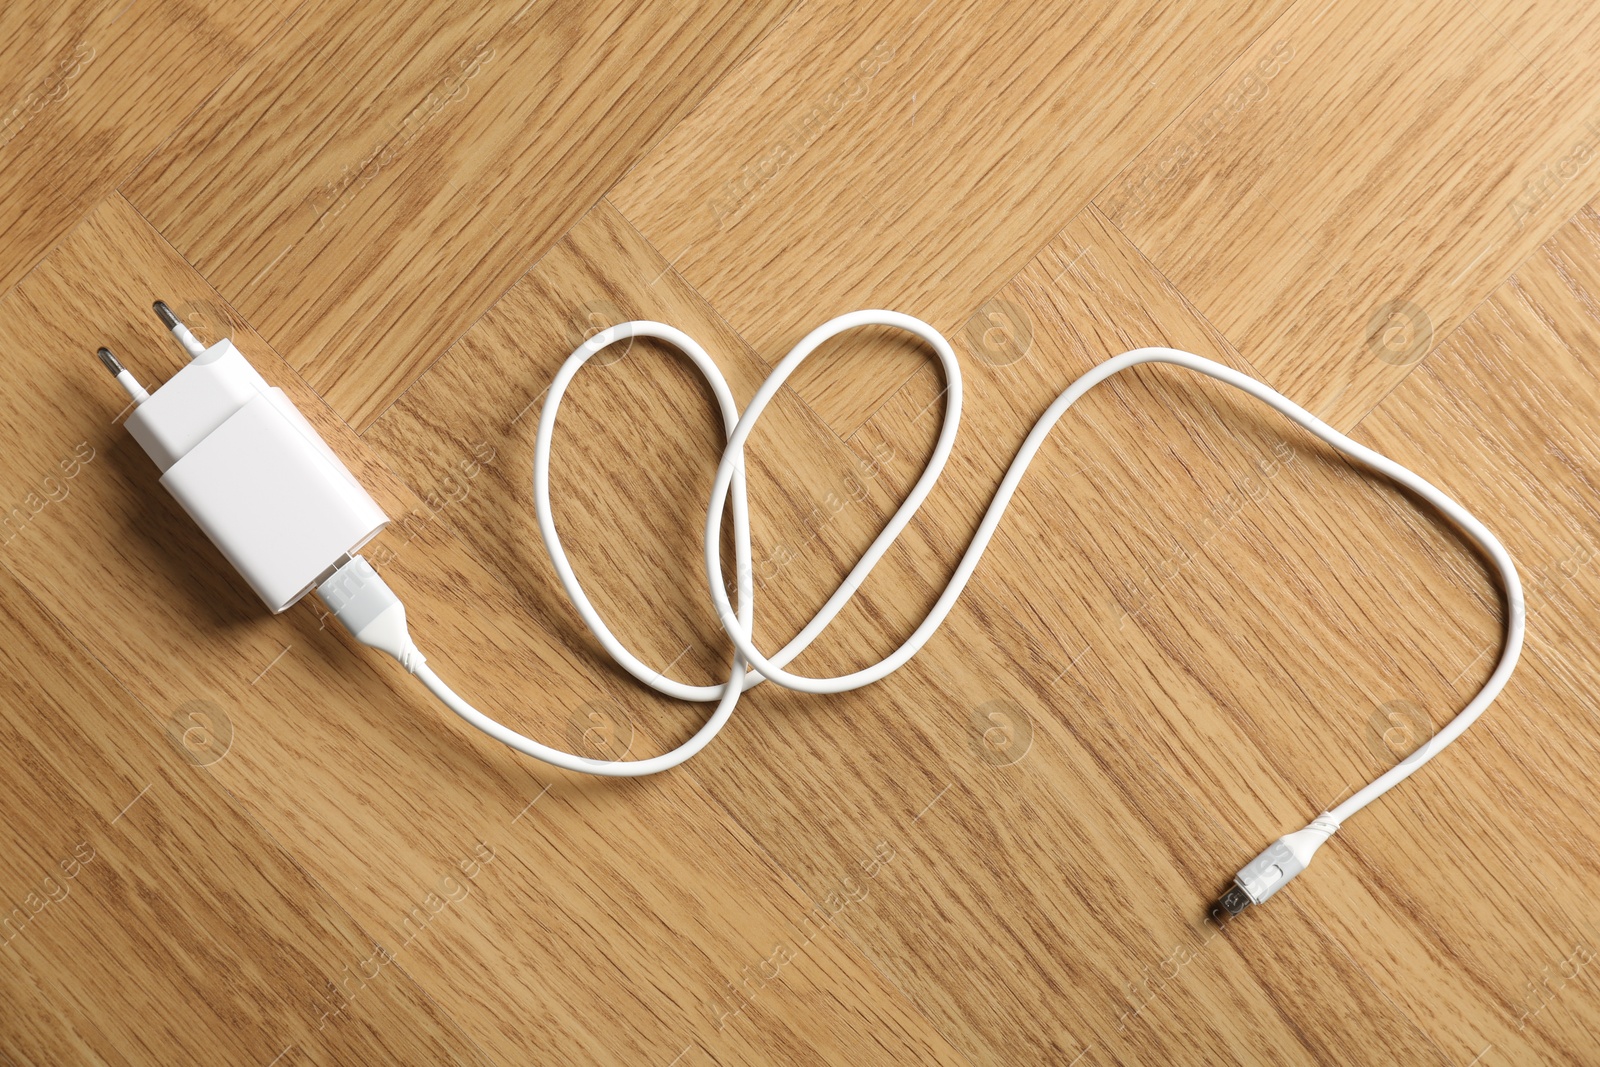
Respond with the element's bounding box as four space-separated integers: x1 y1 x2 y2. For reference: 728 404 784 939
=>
610 0 1298 437
0 561 492 1066
122 0 797 429
369 195 1448 1066
844 204 1600 1065
0 0 299 293
5 0 1600 1064
0 195 961 1066
1099 0 1600 430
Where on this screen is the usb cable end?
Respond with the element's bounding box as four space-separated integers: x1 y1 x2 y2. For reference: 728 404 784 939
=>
1213 813 1340 920
318 556 425 673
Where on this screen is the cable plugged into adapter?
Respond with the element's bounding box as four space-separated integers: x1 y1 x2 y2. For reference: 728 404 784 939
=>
99 302 389 612
316 555 423 672
100 306 1525 926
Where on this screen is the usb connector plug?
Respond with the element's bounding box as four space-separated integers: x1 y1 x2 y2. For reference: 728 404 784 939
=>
1213 813 1340 918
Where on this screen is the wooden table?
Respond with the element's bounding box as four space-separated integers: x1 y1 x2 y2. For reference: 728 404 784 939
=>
2 1 1597 1063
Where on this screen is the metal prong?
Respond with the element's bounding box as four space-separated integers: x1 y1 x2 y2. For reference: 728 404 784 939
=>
153 298 206 358
97 345 150 404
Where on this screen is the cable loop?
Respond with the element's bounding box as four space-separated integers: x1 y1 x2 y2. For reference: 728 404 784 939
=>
495 309 1525 823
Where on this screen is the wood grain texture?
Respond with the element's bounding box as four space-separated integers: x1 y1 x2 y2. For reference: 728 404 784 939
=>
121 0 798 430
0 562 492 1067
1322 206 1600 1063
609 0 1295 436
1098 0 1600 429
6 0 1600 1063
0 966 108 1067
0 0 297 291
845 203 1600 1064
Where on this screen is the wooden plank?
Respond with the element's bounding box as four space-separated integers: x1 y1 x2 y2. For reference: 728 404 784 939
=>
1337 204 1600 756
1097 0 1600 429
1283 202 1600 1064
0 564 489 1065
0 0 296 292
0 966 108 1067
365 198 896 687
609 0 1296 437
121 0 798 430
0 193 964 1066
368 197 1447 1063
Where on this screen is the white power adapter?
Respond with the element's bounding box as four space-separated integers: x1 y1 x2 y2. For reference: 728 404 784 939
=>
101 302 387 612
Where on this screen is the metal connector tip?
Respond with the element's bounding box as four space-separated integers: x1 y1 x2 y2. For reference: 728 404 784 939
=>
98 345 150 404
153 299 207 358
1212 885 1254 920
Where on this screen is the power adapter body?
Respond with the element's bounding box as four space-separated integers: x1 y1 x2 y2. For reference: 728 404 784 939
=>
106 306 387 612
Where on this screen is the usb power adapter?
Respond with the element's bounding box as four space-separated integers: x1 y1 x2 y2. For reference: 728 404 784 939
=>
101 302 387 612
98 302 1524 922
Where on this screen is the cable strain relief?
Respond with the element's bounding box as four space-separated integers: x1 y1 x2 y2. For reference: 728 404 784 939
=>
1306 812 1341 838
399 641 426 674
317 556 419 669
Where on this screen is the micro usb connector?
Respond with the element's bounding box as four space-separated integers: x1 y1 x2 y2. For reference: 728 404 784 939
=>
1214 814 1341 918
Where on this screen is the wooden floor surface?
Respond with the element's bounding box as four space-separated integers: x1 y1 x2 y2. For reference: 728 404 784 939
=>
3 1 1598 1063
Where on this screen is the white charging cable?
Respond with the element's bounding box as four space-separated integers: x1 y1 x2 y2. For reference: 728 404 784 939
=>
319 310 1523 915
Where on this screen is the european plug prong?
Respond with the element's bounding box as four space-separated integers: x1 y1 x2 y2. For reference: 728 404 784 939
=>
153 299 206 359
96 347 149 404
